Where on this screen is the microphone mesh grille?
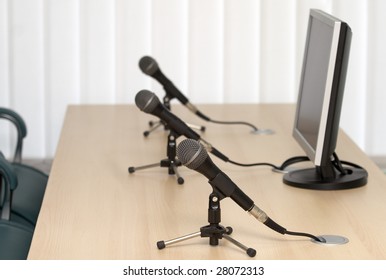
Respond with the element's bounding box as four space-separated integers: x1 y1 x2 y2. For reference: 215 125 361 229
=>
177 139 208 170
139 56 158 75
135 90 160 113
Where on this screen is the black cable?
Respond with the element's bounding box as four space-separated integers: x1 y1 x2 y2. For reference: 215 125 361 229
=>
229 153 364 244
332 152 365 173
340 160 364 169
208 119 258 132
196 110 258 131
332 152 347 175
263 217 325 243
228 154 363 175
284 230 324 242
278 156 310 171
228 159 280 170
227 156 310 171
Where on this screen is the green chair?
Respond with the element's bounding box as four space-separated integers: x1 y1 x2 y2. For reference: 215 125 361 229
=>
0 154 33 260
0 107 48 226
0 107 27 163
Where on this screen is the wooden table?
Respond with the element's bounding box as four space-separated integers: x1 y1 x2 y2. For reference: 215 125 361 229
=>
28 104 386 259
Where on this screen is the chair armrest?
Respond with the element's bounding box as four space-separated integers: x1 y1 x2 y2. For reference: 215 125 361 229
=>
0 108 27 163
0 153 18 220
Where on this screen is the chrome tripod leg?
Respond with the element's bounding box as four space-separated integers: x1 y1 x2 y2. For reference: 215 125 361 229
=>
157 228 256 257
171 163 184 185
128 162 160 173
222 234 256 257
143 122 163 137
157 231 201 249
186 122 206 132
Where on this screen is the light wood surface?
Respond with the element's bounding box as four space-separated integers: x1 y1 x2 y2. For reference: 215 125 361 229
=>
28 104 386 259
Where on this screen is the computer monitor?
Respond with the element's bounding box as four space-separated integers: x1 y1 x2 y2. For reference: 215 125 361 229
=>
283 9 367 190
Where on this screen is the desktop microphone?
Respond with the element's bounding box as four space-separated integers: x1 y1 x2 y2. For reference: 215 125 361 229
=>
176 138 325 242
139 56 259 132
139 56 197 113
135 90 229 162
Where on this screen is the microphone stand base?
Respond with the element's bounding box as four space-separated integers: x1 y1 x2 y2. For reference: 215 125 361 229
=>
143 120 166 137
128 159 184 185
129 130 185 184
156 192 256 257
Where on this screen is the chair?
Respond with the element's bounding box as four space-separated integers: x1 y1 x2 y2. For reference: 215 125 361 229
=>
0 107 27 163
0 107 48 226
0 155 33 260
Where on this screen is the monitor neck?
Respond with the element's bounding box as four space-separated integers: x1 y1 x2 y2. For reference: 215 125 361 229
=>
316 162 336 180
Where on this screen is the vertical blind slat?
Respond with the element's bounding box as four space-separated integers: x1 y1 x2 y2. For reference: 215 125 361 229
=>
223 0 261 103
115 0 152 103
0 0 10 156
79 0 116 104
259 0 297 102
365 0 386 155
44 0 80 157
8 0 45 158
188 0 224 103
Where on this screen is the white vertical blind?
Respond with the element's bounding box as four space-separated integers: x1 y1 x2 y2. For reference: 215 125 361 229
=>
0 0 10 152
259 0 297 102
115 0 151 103
0 0 385 159
223 0 260 103
79 0 116 104
188 0 224 103
44 0 80 157
365 0 386 156
7 0 46 157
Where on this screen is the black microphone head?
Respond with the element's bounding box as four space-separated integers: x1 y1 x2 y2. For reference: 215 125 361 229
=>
139 56 159 76
177 139 208 170
135 90 161 113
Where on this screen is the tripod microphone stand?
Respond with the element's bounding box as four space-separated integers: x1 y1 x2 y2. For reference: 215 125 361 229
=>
157 191 257 257
128 129 185 185
143 92 205 137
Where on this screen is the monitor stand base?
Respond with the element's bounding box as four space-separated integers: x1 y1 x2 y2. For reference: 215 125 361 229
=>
283 167 368 190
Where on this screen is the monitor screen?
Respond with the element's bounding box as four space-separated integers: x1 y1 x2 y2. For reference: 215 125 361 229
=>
283 9 367 190
295 15 334 161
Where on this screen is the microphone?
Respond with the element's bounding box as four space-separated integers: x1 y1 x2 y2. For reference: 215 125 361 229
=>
139 56 259 132
139 56 200 115
176 138 324 242
135 90 229 162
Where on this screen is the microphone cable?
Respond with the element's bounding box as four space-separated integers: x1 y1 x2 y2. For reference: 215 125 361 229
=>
196 111 259 131
285 230 324 241
262 216 324 242
196 110 259 132
227 156 310 172
227 154 364 174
